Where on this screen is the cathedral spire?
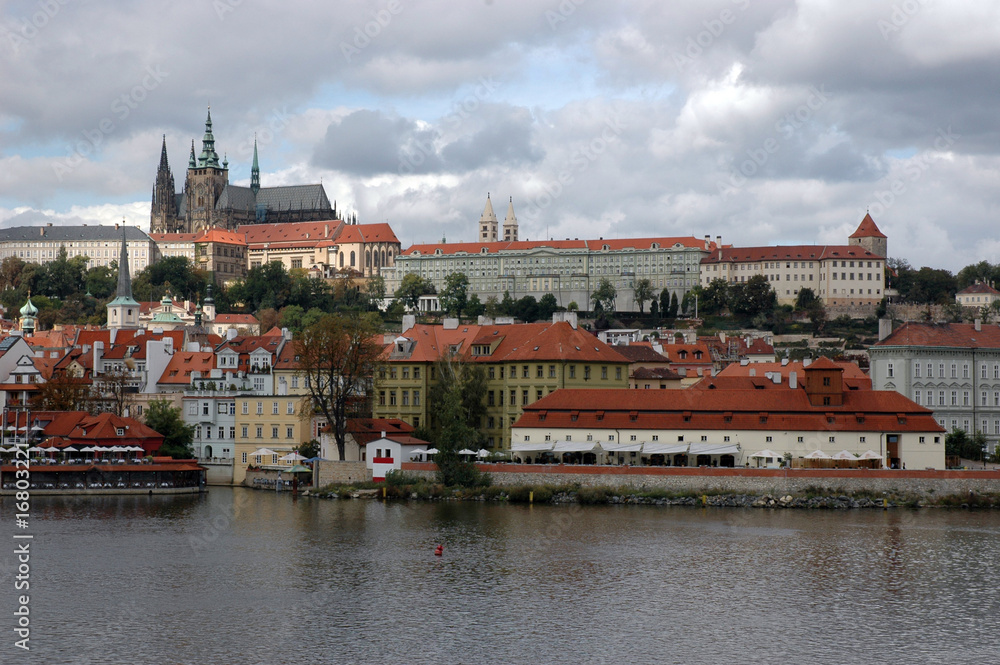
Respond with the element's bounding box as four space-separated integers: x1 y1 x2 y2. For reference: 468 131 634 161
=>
198 106 221 168
158 135 169 170
115 225 134 300
250 135 260 196
479 192 498 242
188 140 196 168
503 196 519 242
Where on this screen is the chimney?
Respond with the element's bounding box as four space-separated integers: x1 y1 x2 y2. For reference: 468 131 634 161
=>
381 430 386 439
716 235 721 247
803 357 812 367
226 328 238 341
748 368 755 376
772 373 781 384
975 319 982 332
115 222 120 230
443 318 459 330
781 358 788 366
401 314 416 332
39 227 45 237
878 317 892 342
704 235 710 249
789 371 797 389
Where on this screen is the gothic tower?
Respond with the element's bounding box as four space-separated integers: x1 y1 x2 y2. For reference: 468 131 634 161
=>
503 196 519 242
849 212 888 258
184 107 230 233
250 136 260 196
150 136 179 233
479 193 498 242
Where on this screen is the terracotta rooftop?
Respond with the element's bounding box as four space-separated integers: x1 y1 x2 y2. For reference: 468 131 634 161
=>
849 213 887 239
873 322 1000 349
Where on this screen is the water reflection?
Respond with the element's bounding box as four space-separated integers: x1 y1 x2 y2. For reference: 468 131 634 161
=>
9 488 1000 665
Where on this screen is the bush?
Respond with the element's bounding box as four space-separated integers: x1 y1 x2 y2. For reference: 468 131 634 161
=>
576 486 613 505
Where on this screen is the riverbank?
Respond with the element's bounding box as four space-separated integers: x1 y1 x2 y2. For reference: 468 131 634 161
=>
307 476 1000 509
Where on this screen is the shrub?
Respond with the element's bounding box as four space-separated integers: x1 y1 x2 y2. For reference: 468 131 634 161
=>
576 486 613 505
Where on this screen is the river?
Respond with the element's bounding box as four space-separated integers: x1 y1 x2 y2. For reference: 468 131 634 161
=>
3 487 999 664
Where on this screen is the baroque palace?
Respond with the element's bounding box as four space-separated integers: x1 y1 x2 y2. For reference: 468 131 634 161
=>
151 109 339 233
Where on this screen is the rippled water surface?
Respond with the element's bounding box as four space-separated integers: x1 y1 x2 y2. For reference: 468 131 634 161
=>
5 488 1000 664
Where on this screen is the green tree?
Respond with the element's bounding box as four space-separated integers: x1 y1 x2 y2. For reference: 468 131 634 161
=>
439 272 470 318
296 312 384 460
700 279 731 315
394 273 436 311
229 261 293 312
84 265 116 299
795 288 818 310
365 275 386 311
296 439 321 459
0 256 27 291
956 260 998 291
427 355 488 487
498 290 516 316
591 277 617 313
466 294 485 319
537 293 559 321
145 400 195 459
729 275 776 317
669 292 679 318
514 295 539 322
133 256 208 304
279 305 306 332
632 278 654 314
945 428 987 462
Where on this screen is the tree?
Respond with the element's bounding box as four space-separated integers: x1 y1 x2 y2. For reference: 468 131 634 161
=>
669 292 679 318
513 295 538 322
0 256 27 291
795 288 818 310
365 275 386 311
439 272 469 319
31 374 93 412
946 428 986 462
297 312 384 461
296 439 320 459
729 275 776 317
133 256 208 303
145 400 195 459
84 265 116 299
427 355 488 487
591 277 617 313
466 294 485 319
36 247 87 299
632 278 654 314
91 367 138 417
395 273 435 311
700 279 731 315
537 293 559 321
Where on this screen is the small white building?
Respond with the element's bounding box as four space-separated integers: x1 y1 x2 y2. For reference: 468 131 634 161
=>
365 434 431 481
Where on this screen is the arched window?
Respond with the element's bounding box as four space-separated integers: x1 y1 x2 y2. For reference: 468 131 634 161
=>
366 251 371 267
339 252 344 268
373 252 380 268
381 250 386 265
350 251 356 267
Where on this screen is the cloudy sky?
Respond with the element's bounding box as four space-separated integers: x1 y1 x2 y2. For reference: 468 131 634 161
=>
1 0 998 271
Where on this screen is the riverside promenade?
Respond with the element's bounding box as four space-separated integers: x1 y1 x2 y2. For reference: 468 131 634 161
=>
401 462 1000 498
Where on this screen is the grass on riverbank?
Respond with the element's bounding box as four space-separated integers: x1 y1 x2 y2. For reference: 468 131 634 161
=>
310 476 1000 509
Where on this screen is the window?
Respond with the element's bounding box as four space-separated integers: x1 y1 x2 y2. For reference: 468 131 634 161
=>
116 427 125 436
287 401 294 415
522 390 528 406
537 365 544 378
963 364 970 379
272 426 279 439
549 365 556 378
829 436 836 443
229 426 235 439
951 363 957 379
615 367 622 381
287 426 294 439
886 362 894 378
951 391 958 406
218 402 228 414
402 367 409 380
601 366 608 380
402 391 409 406
584 366 591 380
291 376 298 389
242 425 248 438
272 402 279 415
914 362 921 378
797 436 804 442
242 401 249 415
414 391 420 406
188 403 197 416
765 436 772 442
389 392 397 406
523 365 529 378
569 366 576 379
256 402 263 415
509 390 516 406
915 390 921 405
378 391 386 406
256 426 263 438
242 452 247 464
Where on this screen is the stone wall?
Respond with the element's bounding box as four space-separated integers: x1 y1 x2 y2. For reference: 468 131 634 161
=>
400 462 1000 498
314 460 372 487
201 461 234 486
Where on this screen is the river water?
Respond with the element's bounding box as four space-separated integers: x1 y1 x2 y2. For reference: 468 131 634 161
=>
4 487 1000 665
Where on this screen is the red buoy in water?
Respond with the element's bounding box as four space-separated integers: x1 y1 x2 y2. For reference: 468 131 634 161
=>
434 544 443 556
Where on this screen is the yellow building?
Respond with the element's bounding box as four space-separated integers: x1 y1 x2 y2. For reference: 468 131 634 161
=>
373 317 630 449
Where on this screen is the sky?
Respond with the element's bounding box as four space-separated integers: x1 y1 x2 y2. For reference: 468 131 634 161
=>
1 0 998 272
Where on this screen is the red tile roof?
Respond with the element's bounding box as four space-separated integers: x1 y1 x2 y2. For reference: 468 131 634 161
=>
334 223 399 245
214 314 259 325
239 221 343 248
194 228 247 245
957 282 1000 296
157 352 215 384
515 388 942 433
849 213 887 239
402 236 713 256
702 245 883 263
612 344 670 363
149 232 198 243
873 322 1000 349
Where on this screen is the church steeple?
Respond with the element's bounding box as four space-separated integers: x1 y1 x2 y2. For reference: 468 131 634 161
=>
250 136 260 196
188 140 197 168
198 107 221 168
107 225 140 331
503 196 518 242
150 135 178 233
479 193 498 242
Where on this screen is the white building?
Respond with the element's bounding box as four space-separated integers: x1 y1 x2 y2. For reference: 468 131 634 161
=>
0 223 156 273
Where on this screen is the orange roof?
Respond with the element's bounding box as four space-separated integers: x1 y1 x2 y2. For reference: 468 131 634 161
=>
659 343 713 364
702 244 884 263
334 223 399 245
214 314 259 325
515 388 943 434
718 359 867 380
194 227 247 245
157 351 215 384
874 322 1000 349
849 213 887 239
239 221 343 248
957 282 1000 296
387 321 629 364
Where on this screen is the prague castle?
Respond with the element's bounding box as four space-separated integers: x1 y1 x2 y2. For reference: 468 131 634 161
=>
151 109 339 233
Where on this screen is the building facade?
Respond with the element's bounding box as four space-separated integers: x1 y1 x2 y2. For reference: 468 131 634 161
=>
384 197 713 312
699 214 887 308
0 223 155 273
870 321 1000 453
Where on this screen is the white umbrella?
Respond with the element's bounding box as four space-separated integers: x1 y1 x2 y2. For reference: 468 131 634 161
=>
833 450 858 460
458 448 477 455
279 452 307 462
28 446 44 453
804 450 832 459
408 448 428 460
476 449 490 458
858 450 883 460
749 449 783 459
63 446 79 452
249 448 278 458
424 448 439 455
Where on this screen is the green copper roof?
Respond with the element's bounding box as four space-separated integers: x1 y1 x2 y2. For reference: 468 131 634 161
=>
250 137 260 196
198 107 222 168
